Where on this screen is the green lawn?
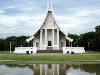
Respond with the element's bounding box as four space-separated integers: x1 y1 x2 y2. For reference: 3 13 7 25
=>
0 54 100 61
85 51 100 54
0 51 99 64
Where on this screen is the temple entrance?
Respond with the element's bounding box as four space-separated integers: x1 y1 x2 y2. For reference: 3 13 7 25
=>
47 41 53 50
48 41 52 46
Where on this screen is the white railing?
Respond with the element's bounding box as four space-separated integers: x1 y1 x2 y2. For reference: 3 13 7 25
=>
14 47 37 54
63 47 85 54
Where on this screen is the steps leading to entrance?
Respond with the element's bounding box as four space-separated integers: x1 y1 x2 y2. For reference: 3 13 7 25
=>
37 50 63 53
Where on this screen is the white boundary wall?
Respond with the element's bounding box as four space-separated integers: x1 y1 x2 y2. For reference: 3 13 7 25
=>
63 47 85 54
14 47 37 54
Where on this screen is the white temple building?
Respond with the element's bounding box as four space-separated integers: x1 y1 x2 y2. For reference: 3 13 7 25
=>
14 0 85 54
26 0 73 50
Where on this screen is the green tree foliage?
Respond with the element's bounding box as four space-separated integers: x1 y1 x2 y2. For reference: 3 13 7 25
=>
68 25 100 51
77 32 96 50
68 34 79 47
95 25 100 50
95 25 100 32
76 25 100 51
0 36 29 51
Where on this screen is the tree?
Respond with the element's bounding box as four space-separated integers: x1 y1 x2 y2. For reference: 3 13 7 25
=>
77 32 95 50
94 25 100 50
76 25 100 51
95 25 100 32
68 34 79 47
0 36 28 51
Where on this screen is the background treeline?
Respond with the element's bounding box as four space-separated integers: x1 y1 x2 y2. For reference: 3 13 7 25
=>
0 25 100 51
0 36 33 51
68 25 100 51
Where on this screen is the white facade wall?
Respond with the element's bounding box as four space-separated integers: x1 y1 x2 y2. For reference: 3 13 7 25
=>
33 35 40 49
33 30 66 50
63 47 85 54
14 47 37 54
59 35 66 50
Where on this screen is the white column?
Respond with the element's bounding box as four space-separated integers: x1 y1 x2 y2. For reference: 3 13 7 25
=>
45 64 48 75
45 29 47 49
40 29 43 49
52 64 55 75
57 29 59 50
57 64 59 75
71 42 72 47
52 29 54 50
40 64 42 75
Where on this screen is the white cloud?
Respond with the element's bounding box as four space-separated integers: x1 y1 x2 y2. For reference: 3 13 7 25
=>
0 10 5 14
67 6 100 17
0 15 18 26
0 14 43 26
0 0 100 38
0 12 46 38
54 8 100 35
4 6 17 9
0 8 99 38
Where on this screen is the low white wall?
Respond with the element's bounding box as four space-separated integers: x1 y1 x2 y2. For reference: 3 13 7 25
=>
63 47 85 54
14 47 37 54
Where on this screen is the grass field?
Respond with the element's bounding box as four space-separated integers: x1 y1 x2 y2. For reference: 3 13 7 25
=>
0 51 100 64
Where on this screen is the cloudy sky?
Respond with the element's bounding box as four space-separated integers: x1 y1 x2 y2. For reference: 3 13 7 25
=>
0 0 100 38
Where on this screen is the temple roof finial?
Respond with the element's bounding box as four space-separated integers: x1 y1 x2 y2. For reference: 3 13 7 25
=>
47 0 52 11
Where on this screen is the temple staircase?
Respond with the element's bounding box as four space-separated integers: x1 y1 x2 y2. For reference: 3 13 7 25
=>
37 50 63 53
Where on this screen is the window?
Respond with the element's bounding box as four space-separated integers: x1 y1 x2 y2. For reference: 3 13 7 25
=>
48 64 52 69
48 41 52 46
